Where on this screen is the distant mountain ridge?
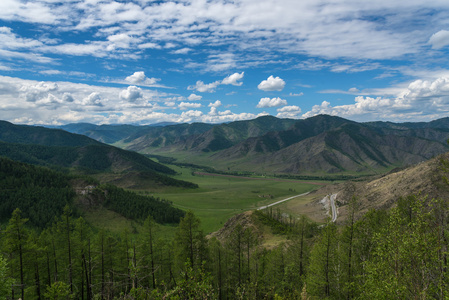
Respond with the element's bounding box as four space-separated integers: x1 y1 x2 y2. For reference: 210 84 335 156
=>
56 115 449 174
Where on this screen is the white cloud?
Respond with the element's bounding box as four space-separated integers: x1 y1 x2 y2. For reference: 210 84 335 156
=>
302 77 449 122
258 76 286 91
81 92 104 106
222 72 244 86
1 0 447 64
172 47 192 54
429 30 449 49
119 86 143 102
209 106 218 116
178 102 202 110
277 105 302 118
188 93 202 101
206 53 237 72
62 93 74 103
125 71 160 86
188 72 244 93
289 92 304 97
178 110 204 122
107 33 133 48
257 97 288 108
188 80 221 93
138 42 162 49
20 81 59 102
208 100 222 108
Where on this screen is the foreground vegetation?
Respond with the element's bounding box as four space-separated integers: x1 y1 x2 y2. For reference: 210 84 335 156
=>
2 193 448 299
3 153 449 299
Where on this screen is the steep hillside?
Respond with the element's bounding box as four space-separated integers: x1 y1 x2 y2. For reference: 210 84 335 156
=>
0 121 197 189
0 120 101 146
306 151 449 223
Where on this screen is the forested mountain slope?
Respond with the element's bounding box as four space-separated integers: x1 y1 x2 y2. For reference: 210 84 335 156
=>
0 157 185 228
0 120 100 146
0 121 197 188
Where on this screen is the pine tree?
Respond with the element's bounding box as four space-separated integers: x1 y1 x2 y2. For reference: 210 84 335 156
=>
175 211 208 272
5 208 28 300
307 221 339 298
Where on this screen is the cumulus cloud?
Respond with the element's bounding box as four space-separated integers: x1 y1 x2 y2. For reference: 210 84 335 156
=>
258 76 285 91
277 105 302 118
188 80 221 93
188 93 202 101
120 86 143 102
62 93 74 103
257 97 288 108
188 72 244 93
125 71 160 86
429 30 449 49
302 77 449 121
222 72 244 86
208 100 222 108
20 81 59 102
178 102 202 110
179 110 204 122
81 92 104 106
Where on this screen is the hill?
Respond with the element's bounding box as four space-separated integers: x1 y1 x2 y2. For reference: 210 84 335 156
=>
0 120 100 146
0 121 197 189
304 151 449 223
0 157 185 228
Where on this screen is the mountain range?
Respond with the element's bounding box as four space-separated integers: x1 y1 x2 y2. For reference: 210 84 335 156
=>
56 115 449 175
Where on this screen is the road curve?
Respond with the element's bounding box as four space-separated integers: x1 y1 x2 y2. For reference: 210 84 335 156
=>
257 192 311 210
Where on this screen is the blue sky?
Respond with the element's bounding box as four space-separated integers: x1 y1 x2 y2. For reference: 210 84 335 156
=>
1 0 449 125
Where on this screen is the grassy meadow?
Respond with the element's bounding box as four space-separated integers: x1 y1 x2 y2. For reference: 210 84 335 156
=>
145 164 325 233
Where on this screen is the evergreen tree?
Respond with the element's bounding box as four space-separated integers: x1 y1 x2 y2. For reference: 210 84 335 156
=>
175 211 208 272
5 208 28 299
307 221 340 298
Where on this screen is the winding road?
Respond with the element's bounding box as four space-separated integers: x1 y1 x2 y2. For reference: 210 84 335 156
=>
330 193 338 222
257 191 311 210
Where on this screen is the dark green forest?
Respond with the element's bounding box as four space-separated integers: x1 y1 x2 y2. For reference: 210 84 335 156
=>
0 157 185 228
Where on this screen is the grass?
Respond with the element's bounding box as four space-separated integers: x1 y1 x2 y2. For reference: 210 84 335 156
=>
83 162 328 236
146 164 324 233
